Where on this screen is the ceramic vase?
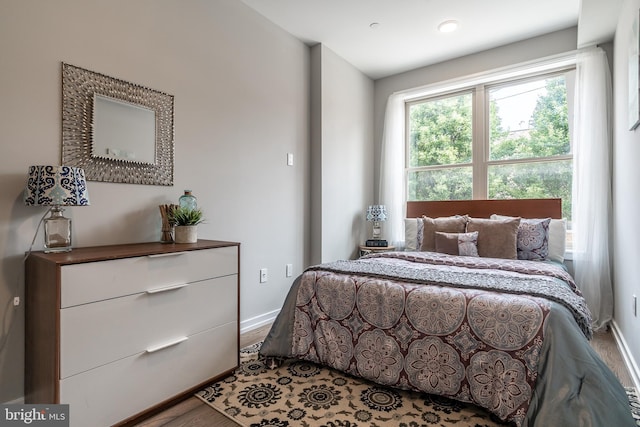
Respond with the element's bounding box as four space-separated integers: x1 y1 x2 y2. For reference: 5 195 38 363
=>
174 225 197 243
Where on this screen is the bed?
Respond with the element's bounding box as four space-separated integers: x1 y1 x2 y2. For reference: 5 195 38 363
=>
260 199 635 426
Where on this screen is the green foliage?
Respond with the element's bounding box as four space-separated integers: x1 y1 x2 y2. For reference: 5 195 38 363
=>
487 161 573 219
489 76 570 161
168 206 204 226
409 93 472 167
408 168 472 201
409 75 573 219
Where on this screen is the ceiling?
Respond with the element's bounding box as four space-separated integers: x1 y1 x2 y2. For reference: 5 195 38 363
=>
241 0 621 80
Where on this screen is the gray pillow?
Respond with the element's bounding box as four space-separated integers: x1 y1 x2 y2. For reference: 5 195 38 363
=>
421 215 468 252
435 231 479 257
466 217 521 259
491 214 564 262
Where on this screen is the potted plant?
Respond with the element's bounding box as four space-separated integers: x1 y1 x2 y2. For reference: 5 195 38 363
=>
168 206 204 243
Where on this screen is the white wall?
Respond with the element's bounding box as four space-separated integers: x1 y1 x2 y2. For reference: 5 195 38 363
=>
310 45 374 263
373 27 579 199
0 0 310 402
612 0 640 384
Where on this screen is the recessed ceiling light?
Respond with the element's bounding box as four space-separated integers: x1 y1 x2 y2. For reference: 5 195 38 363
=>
438 20 459 33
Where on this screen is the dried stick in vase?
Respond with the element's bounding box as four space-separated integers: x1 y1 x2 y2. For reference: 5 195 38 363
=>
159 204 178 243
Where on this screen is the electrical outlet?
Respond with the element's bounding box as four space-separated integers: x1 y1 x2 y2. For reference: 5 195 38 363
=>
260 268 268 283
13 297 20 306
286 264 293 277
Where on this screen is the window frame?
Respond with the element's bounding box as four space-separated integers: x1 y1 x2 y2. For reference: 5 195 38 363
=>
405 66 575 202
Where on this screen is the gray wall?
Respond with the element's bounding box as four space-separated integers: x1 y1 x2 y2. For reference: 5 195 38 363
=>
310 44 374 264
0 0 312 402
613 0 640 384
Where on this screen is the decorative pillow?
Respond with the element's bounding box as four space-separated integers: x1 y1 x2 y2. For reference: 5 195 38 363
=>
516 218 550 260
404 218 424 251
435 231 479 257
491 214 566 262
466 217 521 259
421 215 468 252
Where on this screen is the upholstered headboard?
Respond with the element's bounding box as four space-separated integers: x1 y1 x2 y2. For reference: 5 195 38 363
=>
406 198 562 219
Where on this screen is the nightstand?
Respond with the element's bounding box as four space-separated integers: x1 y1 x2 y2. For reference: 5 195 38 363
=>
359 245 396 257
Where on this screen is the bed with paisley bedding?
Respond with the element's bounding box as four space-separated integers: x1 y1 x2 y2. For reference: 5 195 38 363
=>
260 199 635 426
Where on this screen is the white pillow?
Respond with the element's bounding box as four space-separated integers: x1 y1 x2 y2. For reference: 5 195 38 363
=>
547 218 567 263
404 218 423 251
490 214 566 263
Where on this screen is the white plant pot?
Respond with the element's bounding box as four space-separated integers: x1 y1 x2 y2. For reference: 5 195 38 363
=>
174 225 197 243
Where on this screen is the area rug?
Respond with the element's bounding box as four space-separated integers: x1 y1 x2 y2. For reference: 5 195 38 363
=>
197 342 640 427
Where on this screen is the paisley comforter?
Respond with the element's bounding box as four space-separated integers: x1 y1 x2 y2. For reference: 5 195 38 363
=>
260 252 635 426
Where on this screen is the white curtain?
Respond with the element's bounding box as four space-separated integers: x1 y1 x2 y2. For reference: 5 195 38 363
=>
572 47 613 330
379 93 406 247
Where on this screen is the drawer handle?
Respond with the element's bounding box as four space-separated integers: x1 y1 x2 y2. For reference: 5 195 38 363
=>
147 252 187 258
146 336 188 353
146 283 189 294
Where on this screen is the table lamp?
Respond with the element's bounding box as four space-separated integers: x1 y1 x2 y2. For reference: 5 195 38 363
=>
24 165 90 252
366 205 387 246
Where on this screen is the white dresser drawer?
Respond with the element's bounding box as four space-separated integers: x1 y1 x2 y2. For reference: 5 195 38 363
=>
60 321 237 427
60 274 237 379
60 246 238 308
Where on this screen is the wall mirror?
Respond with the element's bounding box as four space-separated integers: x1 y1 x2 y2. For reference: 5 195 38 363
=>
62 63 174 185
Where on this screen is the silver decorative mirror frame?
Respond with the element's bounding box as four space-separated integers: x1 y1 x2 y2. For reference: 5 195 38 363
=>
62 63 174 185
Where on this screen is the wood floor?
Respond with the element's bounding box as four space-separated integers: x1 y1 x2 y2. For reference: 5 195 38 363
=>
590 328 634 388
132 324 634 427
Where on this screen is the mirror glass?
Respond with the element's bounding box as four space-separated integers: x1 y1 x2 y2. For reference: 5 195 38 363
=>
92 95 156 165
62 63 174 186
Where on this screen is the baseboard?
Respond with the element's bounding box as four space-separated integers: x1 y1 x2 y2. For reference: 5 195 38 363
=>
611 319 640 392
240 309 280 334
3 396 24 404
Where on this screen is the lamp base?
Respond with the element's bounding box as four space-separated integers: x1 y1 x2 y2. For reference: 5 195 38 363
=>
44 245 72 253
43 206 72 253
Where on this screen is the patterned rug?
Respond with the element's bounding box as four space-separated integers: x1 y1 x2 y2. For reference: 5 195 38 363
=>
197 342 640 427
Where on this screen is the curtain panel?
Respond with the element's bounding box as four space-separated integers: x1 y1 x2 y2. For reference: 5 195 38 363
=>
572 47 613 330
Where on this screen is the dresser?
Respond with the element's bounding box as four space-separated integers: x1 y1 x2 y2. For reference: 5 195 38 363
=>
25 240 240 427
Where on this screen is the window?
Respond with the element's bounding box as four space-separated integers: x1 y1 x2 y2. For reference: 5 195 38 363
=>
408 92 473 201
406 69 575 222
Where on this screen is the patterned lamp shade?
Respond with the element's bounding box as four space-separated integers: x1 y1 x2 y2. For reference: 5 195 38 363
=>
366 205 387 222
24 165 90 253
24 165 90 207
